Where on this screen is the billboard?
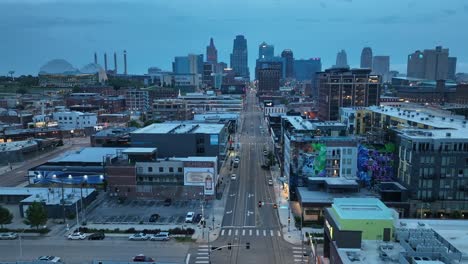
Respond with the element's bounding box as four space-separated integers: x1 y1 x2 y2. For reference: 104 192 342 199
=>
210 134 219 145
184 167 215 195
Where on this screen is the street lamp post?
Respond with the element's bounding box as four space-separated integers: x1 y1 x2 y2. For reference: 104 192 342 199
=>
18 228 26 259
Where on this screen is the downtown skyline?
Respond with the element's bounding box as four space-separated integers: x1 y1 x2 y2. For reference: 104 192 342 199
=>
1 0 468 76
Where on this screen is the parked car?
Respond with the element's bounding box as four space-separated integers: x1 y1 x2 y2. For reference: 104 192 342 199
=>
132 254 155 262
268 179 273 186
150 232 170 241
68 232 86 240
258 201 262 207
129 233 150 241
149 213 160 222
88 232 105 240
231 173 237 180
261 164 270 170
193 213 202 224
163 198 172 206
0 232 18 240
37 256 62 263
234 156 240 163
263 150 268 156
185 212 195 223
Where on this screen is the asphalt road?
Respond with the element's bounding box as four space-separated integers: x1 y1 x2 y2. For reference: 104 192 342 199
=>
192 89 298 264
0 236 189 263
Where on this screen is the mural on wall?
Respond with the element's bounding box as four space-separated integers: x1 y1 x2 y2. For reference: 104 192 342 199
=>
357 144 395 186
292 142 327 186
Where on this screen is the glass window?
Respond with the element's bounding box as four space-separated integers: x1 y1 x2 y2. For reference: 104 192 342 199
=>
159 167 164 172
169 167 174 173
148 167 153 172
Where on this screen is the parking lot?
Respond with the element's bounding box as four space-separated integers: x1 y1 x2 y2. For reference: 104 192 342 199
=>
86 198 212 225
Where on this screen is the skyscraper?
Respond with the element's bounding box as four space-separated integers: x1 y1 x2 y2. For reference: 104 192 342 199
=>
448 57 457 80
407 46 451 80
281 49 294 79
334 50 349 68
173 54 203 74
255 57 285 80
294 58 322 81
258 68 280 93
230 35 249 79
259 42 274 59
206 38 218 64
372 56 390 82
360 47 373 69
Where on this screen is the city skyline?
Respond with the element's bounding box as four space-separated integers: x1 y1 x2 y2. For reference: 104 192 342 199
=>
1 0 468 76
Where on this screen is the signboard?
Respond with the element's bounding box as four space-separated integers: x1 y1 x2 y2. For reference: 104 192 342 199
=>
184 167 215 195
210 134 219 145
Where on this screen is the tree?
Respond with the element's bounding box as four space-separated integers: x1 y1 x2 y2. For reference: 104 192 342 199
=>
267 151 276 166
0 206 13 228
128 120 142 128
24 202 48 230
16 87 28 95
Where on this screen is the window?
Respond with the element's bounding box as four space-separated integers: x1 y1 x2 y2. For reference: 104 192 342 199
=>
159 167 164 172
178 167 183 173
169 167 174 173
148 167 153 172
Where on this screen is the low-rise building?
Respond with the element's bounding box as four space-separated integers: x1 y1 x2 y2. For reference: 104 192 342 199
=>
52 111 97 130
147 99 192 121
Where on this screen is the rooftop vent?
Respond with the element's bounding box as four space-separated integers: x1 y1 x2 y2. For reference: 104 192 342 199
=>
446 133 451 137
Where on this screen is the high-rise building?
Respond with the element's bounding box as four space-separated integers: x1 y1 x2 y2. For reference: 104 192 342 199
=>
255 57 285 80
202 62 214 88
281 49 294 79
334 50 349 68
360 47 373 69
173 54 203 74
317 68 380 121
294 58 322 81
206 38 218 64
230 35 249 79
259 42 274 59
372 56 390 82
407 46 452 80
258 68 280 93
448 57 457 80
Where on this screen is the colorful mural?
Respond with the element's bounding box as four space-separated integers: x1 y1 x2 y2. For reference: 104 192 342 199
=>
291 142 327 185
357 144 395 186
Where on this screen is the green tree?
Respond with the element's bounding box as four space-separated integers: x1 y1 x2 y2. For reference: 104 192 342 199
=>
128 120 142 128
0 205 13 228
16 87 28 95
267 151 276 166
24 202 48 230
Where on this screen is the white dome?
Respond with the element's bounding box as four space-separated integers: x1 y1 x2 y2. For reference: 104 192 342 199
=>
39 59 78 75
80 63 104 74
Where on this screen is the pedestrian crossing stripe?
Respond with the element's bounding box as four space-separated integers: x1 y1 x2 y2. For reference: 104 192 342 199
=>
277 231 281 236
198 248 209 252
270 230 274 236
197 252 209 255
256 230 259 236
221 230 225 236
228 229 232 236
242 229 245 236
219 229 282 237
199 245 209 248
263 230 266 236
249 230 252 236
235 229 238 236
196 256 209 259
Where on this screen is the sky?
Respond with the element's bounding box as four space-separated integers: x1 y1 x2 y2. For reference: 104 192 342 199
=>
0 0 467 76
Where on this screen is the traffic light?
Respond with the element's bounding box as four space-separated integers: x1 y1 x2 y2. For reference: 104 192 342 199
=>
228 243 232 250
246 242 250 249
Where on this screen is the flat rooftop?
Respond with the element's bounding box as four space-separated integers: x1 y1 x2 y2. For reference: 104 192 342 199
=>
122 147 157 154
169 156 217 162
337 240 403 264
332 198 394 220
50 147 123 163
0 187 95 205
132 122 224 135
297 187 377 204
0 140 37 152
283 116 315 130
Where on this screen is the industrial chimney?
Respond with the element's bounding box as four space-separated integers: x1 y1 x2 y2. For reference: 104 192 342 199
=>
124 50 128 75
94 52 97 64
104 53 108 72
114 52 118 74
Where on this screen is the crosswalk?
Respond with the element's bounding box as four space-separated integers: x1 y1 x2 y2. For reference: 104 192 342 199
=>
292 246 308 263
219 228 281 237
194 244 210 264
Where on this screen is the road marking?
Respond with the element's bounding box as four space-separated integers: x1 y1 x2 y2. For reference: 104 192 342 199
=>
292 247 302 250
293 259 302 262
249 230 252 236
199 245 209 248
270 230 274 236
263 230 266 236
197 252 209 255
256 230 259 236
221 229 225 236
198 248 209 252
228 229 232 236
235 229 238 236
242 229 245 236
277 231 281 237
195 261 210 264
196 256 209 260
293 251 303 254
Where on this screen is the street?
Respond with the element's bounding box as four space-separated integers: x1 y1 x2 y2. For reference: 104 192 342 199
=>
190 89 300 264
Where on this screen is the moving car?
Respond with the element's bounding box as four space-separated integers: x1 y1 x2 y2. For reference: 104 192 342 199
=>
268 179 273 186
37 256 62 263
234 156 240 163
150 232 170 241
185 212 195 223
263 150 268 156
88 232 105 240
0 232 18 240
231 173 237 180
129 233 150 241
68 232 86 240
193 213 202 224
163 198 172 206
149 213 160 222
132 254 155 262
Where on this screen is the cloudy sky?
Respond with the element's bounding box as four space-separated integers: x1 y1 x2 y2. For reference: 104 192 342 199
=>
0 0 467 76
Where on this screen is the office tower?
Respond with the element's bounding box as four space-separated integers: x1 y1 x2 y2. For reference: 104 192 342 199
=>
317 68 380 121
203 62 214 88
255 56 285 80
448 57 457 80
173 54 203 74
230 35 249 79
94 52 98 64
206 38 218 64
360 47 373 69
114 52 118 73
104 53 108 72
124 50 128 75
372 56 390 82
334 50 349 68
188 54 203 74
294 58 322 81
281 49 294 79
258 68 280 93
407 46 450 80
259 42 274 59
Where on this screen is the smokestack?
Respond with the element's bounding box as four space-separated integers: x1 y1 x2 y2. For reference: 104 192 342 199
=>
104 53 108 72
114 52 118 74
94 52 97 64
124 50 127 75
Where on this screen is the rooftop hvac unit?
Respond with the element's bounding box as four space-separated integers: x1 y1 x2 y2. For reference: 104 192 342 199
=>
446 133 451 137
